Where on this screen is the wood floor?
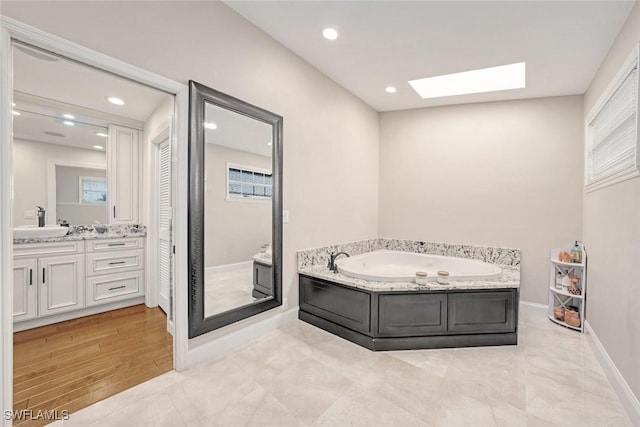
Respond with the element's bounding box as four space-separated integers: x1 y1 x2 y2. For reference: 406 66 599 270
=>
13 305 173 427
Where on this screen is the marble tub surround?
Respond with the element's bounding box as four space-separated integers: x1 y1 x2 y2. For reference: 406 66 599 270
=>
296 238 379 270
297 238 520 270
299 264 519 292
297 238 520 292
13 224 146 244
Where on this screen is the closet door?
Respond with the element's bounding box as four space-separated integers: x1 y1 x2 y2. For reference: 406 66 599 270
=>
108 124 140 224
157 139 171 315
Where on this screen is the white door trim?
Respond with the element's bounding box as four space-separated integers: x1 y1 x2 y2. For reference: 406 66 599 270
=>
0 16 190 424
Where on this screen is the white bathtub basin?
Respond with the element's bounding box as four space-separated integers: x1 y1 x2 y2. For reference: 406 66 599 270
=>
335 250 502 282
13 225 69 239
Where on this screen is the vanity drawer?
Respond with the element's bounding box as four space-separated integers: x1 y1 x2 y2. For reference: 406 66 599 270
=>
13 241 84 258
86 271 144 306
86 249 144 277
86 237 144 252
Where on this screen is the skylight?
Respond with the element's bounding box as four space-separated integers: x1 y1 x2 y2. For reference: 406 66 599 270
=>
409 62 526 99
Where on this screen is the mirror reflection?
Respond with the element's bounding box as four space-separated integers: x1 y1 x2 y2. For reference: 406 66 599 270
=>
204 101 274 317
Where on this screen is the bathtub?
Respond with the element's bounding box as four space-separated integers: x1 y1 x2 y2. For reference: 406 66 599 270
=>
335 250 502 282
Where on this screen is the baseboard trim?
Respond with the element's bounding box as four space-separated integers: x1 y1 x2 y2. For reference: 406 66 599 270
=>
585 320 640 425
185 308 298 368
206 260 252 274
519 300 548 310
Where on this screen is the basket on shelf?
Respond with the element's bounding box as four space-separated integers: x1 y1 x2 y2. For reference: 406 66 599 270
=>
565 307 580 328
553 307 565 321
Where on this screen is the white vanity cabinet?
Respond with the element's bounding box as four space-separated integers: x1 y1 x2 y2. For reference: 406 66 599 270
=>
13 241 85 321
13 237 145 329
108 125 140 225
12 258 37 321
85 238 145 306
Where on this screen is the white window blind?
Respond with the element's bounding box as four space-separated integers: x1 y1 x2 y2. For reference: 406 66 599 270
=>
227 163 272 201
586 53 639 192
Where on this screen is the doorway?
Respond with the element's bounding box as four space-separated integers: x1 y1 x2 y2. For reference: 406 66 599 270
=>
4 32 181 422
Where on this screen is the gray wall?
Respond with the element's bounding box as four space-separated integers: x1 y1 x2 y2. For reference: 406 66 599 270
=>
13 139 107 226
205 144 271 267
55 166 107 225
379 96 585 305
2 1 380 338
582 1 640 407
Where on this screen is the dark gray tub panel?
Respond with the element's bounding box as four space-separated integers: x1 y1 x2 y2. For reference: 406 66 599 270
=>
298 274 518 351
377 293 447 337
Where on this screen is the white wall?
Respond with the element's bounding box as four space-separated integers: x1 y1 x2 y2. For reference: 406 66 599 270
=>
56 165 107 225
379 96 584 304
582 1 640 408
205 144 271 267
13 139 106 226
2 2 379 341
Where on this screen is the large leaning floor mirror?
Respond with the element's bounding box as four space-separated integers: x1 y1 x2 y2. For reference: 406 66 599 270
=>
188 81 283 337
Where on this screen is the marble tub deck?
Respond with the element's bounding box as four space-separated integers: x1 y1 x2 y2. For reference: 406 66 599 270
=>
298 264 520 292
297 238 520 292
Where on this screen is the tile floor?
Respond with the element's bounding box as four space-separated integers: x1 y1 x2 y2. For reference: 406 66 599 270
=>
53 305 632 426
205 266 255 317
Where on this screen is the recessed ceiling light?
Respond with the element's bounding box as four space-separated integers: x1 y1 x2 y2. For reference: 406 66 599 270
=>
96 132 108 138
322 28 338 40
63 120 74 126
93 145 104 150
408 62 526 99
107 97 125 106
268 141 272 146
63 113 75 119
385 86 397 94
12 111 20 116
204 122 217 130
12 102 16 107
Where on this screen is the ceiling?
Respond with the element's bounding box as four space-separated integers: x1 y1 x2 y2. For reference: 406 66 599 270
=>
205 102 272 158
226 1 636 112
12 42 172 150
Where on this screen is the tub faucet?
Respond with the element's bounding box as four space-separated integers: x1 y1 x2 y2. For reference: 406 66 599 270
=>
36 206 45 227
328 251 350 273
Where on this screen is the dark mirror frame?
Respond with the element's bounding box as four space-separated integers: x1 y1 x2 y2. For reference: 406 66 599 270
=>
188 81 283 338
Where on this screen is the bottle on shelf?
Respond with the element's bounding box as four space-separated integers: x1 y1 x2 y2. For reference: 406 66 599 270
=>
571 241 582 263
555 272 564 290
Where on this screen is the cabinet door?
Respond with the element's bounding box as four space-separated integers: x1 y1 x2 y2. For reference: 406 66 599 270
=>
108 125 140 224
448 291 516 334
377 293 447 337
13 258 37 321
253 262 273 296
39 255 85 317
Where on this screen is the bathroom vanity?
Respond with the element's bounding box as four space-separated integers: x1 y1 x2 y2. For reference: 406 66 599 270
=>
12 229 146 331
297 238 521 351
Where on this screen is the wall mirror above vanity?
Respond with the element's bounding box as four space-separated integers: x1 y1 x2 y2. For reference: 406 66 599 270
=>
188 81 283 337
12 42 172 229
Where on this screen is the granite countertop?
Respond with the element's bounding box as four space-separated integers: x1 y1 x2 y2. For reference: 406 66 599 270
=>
298 264 520 292
252 253 272 266
13 225 147 245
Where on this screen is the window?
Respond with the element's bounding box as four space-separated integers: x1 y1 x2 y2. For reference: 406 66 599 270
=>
79 177 107 204
585 46 639 192
227 163 272 201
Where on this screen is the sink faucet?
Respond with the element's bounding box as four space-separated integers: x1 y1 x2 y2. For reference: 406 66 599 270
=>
36 206 45 227
328 251 350 273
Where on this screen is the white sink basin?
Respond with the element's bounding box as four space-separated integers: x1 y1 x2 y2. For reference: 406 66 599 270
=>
13 225 69 239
